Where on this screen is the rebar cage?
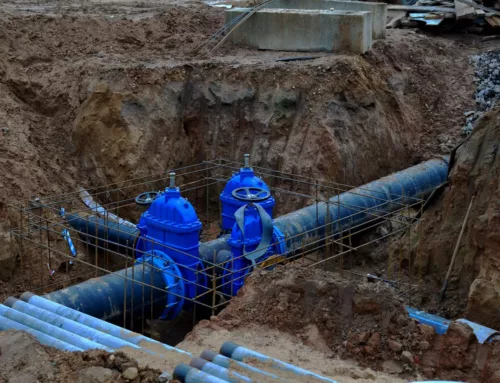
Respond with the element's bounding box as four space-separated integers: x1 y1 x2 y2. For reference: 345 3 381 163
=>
7 158 425 335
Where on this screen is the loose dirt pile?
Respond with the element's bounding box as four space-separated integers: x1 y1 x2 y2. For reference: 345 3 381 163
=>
181 265 500 382
0 330 162 382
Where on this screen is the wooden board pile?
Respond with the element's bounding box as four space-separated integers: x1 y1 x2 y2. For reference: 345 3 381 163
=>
387 0 500 34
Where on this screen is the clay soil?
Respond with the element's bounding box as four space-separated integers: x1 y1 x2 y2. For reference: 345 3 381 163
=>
0 0 486 298
0 0 499 381
0 330 162 382
180 265 500 383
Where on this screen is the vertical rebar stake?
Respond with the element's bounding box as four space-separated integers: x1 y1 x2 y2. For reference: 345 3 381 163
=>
131 252 135 332
315 180 319 250
206 163 210 231
325 201 330 270
19 208 26 291
212 250 216 317
124 255 128 329
142 253 146 335
38 203 44 293
94 203 99 278
337 186 341 275
408 197 412 306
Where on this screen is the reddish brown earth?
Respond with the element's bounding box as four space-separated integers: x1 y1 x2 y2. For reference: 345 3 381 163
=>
182 265 500 383
394 105 500 328
0 330 162 382
0 0 499 381
0 0 484 298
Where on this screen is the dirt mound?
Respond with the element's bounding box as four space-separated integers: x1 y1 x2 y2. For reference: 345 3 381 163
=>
213 265 407 351
0 330 162 382
188 265 500 382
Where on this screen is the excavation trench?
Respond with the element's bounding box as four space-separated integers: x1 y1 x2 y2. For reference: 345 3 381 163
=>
0 1 492 381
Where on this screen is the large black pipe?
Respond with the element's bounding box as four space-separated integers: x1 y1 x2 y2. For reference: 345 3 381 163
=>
48 158 449 320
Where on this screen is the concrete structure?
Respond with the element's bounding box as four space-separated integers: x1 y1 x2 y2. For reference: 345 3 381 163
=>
264 0 387 40
224 8 373 54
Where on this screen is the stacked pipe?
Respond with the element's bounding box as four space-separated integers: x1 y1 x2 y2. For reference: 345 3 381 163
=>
0 293 191 359
172 342 338 383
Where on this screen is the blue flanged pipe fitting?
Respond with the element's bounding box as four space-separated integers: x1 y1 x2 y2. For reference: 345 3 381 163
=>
222 203 286 296
135 250 185 320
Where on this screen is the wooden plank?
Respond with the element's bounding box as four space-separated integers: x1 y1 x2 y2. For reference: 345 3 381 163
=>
455 0 475 20
388 4 456 13
455 0 500 17
486 15 500 27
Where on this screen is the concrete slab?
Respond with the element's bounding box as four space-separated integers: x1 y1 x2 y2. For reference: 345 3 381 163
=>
224 8 372 54
264 0 387 39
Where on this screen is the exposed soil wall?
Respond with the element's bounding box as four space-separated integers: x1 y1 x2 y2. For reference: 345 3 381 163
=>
399 105 500 327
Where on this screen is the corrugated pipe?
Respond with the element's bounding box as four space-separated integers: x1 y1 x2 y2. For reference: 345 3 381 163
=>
47 157 449 320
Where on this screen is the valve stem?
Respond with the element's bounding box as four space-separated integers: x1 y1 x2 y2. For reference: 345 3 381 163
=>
169 172 176 188
244 153 250 168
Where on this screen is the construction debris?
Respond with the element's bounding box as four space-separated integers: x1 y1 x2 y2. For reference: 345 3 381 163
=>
387 0 500 33
462 49 500 135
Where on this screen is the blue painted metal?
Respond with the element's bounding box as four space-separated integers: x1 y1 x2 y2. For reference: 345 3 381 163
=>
0 315 83 352
174 363 228 383
220 342 338 383
43 263 168 322
135 251 186 320
0 304 112 351
65 213 139 253
62 229 77 257
190 357 254 383
200 350 285 381
4 297 140 350
135 183 207 315
47 158 449 321
220 160 275 231
21 293 191 357
222 204 286 296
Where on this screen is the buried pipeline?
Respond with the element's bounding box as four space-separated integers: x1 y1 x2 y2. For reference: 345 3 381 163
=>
41 155 450 323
